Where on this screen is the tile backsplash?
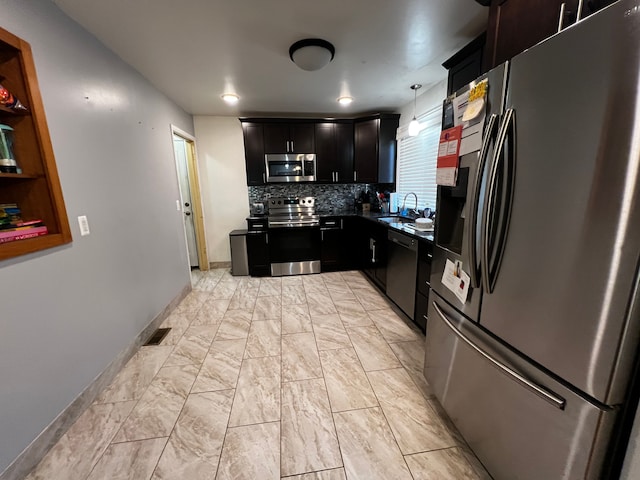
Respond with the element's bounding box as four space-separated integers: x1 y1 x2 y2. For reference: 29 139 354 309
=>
248 183 393 213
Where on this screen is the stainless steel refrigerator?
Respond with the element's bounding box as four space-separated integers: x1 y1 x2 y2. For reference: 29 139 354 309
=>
425 1 640 478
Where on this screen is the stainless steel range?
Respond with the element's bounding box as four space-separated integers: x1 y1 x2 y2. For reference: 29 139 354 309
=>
267 196 319 228
267 197 321 276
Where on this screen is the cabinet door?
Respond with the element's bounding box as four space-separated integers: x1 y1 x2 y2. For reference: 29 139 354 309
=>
290 123 315 153
314 123 336 182
320 228 343 271
263 124 289 153
414 291 428 332
242 124 266 185
373 224 388 289
246 232 270 277
335 122 354 183
354 119 378 183
377 115 400 184
484 0 577 70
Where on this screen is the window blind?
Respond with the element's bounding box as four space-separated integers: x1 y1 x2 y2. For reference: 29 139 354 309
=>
396 105 442 212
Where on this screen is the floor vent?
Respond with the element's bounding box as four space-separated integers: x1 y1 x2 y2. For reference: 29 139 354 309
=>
144 328 171 346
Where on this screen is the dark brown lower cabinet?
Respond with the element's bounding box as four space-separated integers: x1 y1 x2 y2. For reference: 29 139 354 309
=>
414 240 433 332
246 232 270 277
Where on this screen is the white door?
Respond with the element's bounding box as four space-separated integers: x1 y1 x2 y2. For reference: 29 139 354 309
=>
173 135 199 267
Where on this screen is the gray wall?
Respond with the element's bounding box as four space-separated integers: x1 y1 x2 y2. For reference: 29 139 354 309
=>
0 0 193 473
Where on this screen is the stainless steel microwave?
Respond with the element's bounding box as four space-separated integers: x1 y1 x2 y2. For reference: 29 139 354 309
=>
265 154 316 183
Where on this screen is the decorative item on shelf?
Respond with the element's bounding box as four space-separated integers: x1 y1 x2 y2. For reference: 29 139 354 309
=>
0 124 18 173
0 83 27 112
408 84 422 137
289 38 335 71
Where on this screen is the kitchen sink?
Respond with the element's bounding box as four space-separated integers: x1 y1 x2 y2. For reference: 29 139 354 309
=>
377 216 415 224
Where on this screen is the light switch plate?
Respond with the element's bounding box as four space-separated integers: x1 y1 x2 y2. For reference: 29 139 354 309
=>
78 215 90 236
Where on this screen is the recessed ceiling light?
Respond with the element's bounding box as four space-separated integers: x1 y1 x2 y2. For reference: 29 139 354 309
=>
337 96 353 105
221 93 239 104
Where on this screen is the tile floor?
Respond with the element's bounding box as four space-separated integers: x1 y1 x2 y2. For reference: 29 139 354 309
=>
25 269 491 480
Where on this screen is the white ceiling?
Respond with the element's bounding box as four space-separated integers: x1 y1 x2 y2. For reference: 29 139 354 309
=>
52 0 488 117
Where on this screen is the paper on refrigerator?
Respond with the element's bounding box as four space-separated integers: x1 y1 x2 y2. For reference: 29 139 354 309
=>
442 259 471 304
436 125 462 186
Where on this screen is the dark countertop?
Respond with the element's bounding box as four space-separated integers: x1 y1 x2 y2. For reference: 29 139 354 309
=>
247 210 434 243
317 210 434 242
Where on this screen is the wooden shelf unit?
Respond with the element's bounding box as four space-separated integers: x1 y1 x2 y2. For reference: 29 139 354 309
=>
0 26 71 261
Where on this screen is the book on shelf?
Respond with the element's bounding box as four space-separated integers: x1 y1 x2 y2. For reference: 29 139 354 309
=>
0 219 44 231
0 225 48 244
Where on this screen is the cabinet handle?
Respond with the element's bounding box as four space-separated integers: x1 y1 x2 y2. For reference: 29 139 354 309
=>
265 233 269 244
353 171 357 182
291 140 294 152
372 243 376 263
286 141 290 152
321 230 324 241
557 3 566 32
263 172 266 183
335 171 339 182
576 0 584 21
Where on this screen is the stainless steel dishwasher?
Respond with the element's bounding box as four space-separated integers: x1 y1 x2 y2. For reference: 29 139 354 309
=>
386 229 417 320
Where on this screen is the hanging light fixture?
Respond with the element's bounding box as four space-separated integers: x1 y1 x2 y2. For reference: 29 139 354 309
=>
408 84 422 137
289 38 335 71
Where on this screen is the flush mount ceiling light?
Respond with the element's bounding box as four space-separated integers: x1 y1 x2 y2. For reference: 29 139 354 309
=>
337 96 353 106
408 84 422 137
289 38 335 71
221 93 239 104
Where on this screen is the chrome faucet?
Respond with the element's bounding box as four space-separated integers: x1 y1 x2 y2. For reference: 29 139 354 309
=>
401 192 418 216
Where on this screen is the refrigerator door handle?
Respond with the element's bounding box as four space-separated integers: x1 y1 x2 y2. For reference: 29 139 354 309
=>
467 113 499 288
481 108 517 294
432 301 566 410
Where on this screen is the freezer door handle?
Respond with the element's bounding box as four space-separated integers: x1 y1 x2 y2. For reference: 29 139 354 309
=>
432 301 566 410
468 113 499 288
481 108 517 294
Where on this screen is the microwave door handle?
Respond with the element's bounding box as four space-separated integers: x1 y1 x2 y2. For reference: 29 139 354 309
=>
467 113 499 288
432 302 565 410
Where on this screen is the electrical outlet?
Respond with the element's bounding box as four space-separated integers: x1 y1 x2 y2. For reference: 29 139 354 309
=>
78 215 90 236
176 200 181 211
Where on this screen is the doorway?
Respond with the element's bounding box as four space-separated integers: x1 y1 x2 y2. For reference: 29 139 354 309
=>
171 126 208 271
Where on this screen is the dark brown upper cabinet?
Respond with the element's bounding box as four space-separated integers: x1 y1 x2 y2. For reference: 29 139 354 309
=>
484 0 578 71
241 122 266 186
314 121 353 183
240 115 398 186
483 0 617 71
263 123 315 154
353 114 400 184
443 32 486 95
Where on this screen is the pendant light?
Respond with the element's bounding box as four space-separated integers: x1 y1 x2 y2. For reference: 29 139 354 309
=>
408 84 422 137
